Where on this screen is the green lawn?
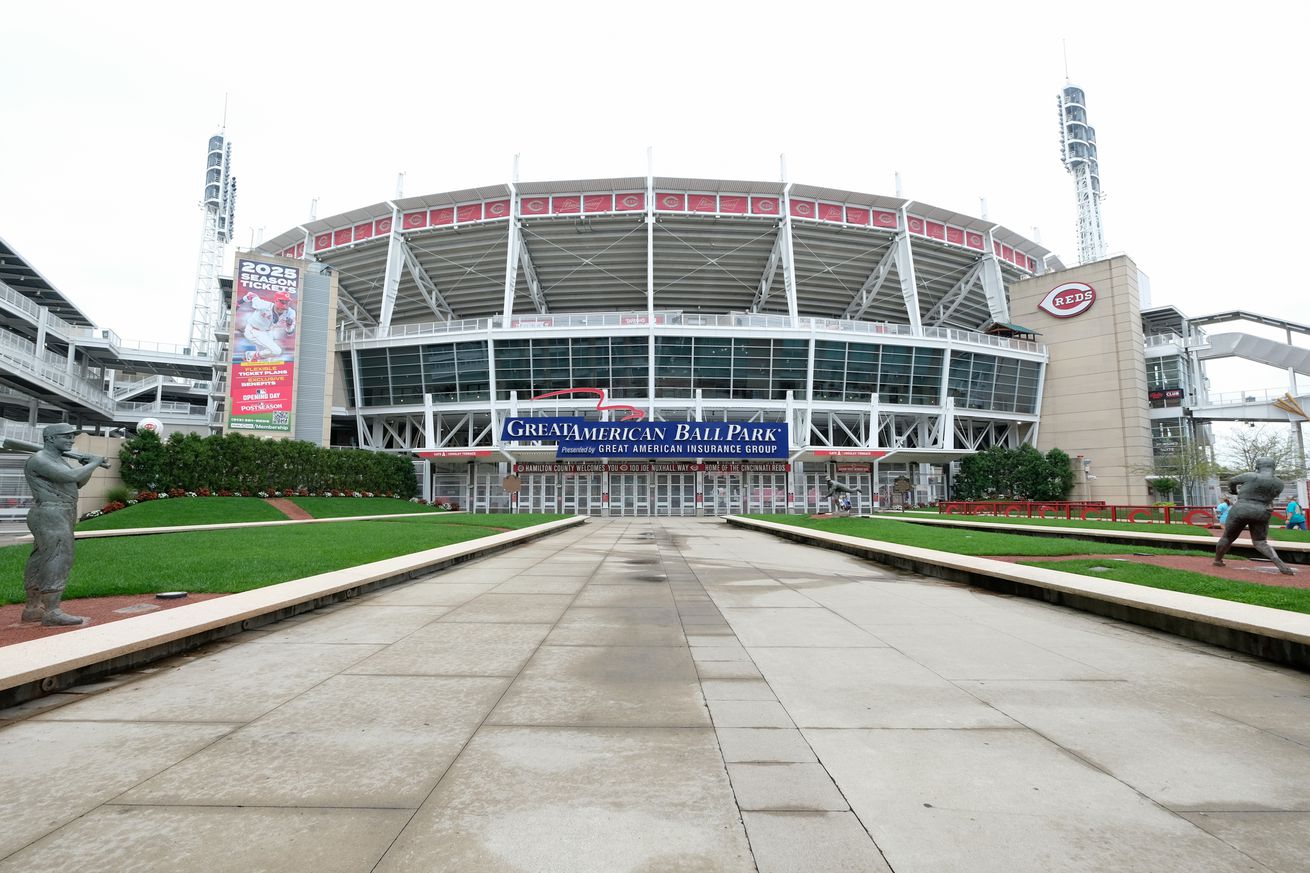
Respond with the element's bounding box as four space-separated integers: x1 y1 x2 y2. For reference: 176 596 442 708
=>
287 496 442 518
1021 558 1310 614
4 513 568 603
79 497 290 530
907 511 1310 542
77 496 445 530
747 514 1215 557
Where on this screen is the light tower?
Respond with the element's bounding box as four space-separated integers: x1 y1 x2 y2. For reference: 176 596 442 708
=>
1057 84 1106 264
189 132 236 357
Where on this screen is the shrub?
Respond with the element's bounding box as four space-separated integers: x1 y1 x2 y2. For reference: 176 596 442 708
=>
117 431 417 497
105 484 133 504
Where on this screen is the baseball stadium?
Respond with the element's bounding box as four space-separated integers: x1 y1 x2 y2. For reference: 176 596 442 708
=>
7 88 1306 519
254 175 1058 516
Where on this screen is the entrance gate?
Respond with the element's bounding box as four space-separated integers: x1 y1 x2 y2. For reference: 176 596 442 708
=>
705 475 743 516
519 475 556 514
561 473 603 515
745 473 789 513
654 473 696 516
611 474 651 516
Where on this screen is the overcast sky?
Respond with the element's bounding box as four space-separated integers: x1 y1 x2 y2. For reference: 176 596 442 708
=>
3 1 1308 398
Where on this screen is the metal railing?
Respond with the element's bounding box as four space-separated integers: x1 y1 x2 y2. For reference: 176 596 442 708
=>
70 327 213 359
343 311 1046 355
1201 387 1301 407
118 399 207 417
939 500 1221 527
0 329 115 413
1144 332 1187 349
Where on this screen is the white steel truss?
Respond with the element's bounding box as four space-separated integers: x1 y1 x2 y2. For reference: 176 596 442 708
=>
843 245 899 320
335 280 377 330
401 237 457 321
925 260 986 327
750 227 786 313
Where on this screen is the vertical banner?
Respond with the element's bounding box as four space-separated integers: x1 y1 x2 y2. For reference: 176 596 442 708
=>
227 257 300 434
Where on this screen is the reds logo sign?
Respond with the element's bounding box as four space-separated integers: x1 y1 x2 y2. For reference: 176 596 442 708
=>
1038 281 1097 318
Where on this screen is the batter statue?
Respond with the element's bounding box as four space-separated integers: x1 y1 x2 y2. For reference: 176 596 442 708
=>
822 476 862 514
22 424 107 625
1213 457 1295 575
241 289 296 362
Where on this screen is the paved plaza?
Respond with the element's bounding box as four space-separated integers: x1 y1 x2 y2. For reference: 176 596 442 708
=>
1 518 1308 872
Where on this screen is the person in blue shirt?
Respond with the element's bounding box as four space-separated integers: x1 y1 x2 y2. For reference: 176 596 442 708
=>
1286 497 1306 531
1215 496 1232 526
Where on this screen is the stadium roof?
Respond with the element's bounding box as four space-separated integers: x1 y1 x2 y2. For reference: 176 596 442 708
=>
260 176 1064 334
0 235 96 327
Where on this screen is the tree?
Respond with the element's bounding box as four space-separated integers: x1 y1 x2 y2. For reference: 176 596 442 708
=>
952 445 1075 501
1148 476 1179 501
1218 425 1305 479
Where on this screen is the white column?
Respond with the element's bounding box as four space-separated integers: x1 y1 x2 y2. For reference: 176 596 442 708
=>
378 203 404 332
503 178 520 317
895 205 922 334
780 181 799 320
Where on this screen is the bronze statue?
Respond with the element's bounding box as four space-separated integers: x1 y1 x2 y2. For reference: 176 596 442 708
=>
1213 457 1295 575
20 424 107 625
822 476 862 514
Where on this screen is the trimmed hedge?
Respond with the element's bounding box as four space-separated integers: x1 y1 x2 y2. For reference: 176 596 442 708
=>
118 431 417 497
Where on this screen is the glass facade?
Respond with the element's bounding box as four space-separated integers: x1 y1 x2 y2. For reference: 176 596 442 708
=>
342 341 490 406
495 336 648 400
813 341 942 404
946 351 1042 414
339 335 1041 417
655 337 807 400
1151 417 1186 456
1147 355 1186 408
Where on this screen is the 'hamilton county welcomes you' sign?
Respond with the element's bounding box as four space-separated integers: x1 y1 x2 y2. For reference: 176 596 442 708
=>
500 418 789 459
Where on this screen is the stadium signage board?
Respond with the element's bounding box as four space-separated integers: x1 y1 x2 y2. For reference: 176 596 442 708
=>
499 417 788 459
227 257 300 435
1038 282 1097 318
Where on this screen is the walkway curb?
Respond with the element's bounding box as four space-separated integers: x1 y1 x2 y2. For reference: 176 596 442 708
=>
726 516 1310 671
0 516 586 708
890 514 1310 561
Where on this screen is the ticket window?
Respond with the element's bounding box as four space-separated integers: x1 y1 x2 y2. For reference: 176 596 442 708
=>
654 474 696 516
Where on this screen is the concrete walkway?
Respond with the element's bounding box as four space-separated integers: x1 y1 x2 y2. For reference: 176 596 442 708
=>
1 518 1307 872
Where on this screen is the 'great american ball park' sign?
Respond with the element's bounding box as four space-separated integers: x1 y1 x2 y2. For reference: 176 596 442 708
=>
500 418 789 459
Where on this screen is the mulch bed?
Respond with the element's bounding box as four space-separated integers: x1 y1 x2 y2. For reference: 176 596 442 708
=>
0 593 228 648
989 553 1310 589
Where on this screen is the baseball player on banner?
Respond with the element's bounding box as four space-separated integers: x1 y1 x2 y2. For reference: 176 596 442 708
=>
238 289 296 362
